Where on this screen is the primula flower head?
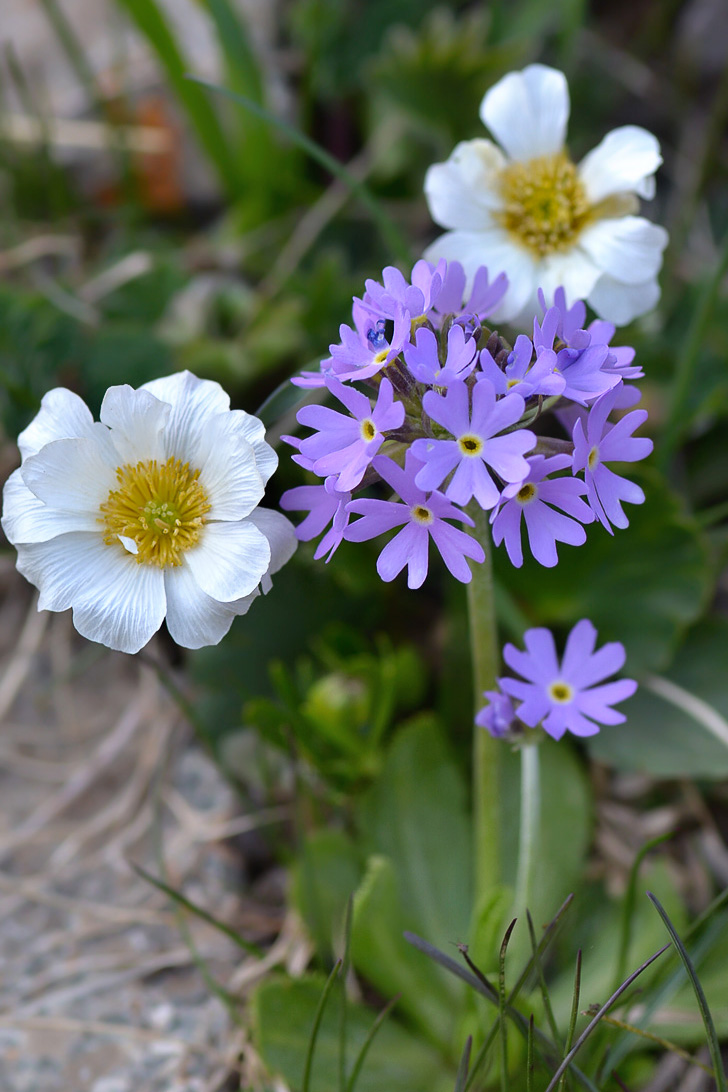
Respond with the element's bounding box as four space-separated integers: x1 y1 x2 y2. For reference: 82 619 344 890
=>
493 618 637 740
2 371 297 654
424 64 668 325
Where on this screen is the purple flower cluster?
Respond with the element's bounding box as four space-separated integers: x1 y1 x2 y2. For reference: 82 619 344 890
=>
477 619 637 740
281 262 653 587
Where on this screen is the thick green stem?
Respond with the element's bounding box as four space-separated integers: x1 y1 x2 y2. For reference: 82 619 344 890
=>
466 505 502 904
514 742 540 917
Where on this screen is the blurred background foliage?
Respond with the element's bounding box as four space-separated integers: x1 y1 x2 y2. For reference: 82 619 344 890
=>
2 0 728 1086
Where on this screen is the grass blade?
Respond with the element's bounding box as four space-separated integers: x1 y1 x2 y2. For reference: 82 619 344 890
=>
345 993 400 1092
132 863 263 957
454 1036 473 1092
303 959 342 1092
558 949 582 1092
613 834 673 992
114 0 242 195
647 891 727 1092
188 77 412 264
542 944 670 1092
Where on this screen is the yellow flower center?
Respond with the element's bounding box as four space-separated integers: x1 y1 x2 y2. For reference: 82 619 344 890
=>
458 434 483 457
548 680 574 704
411 504 434 526
372 349 390 366
588 446 600 471
498 152 590 257
360 418 377 443
99 456 211 567
516 482 537 504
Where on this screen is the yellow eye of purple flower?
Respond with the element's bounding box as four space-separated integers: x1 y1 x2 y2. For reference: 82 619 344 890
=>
516 482 537 504
411 504 434 525
548 680 574 704
588 445 600 470
458 434 483 457
360 418 377 442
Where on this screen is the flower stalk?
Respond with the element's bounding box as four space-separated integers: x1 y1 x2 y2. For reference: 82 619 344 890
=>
466 502 502 903
514 741 541 917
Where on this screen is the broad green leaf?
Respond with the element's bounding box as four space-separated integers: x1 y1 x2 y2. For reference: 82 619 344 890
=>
351 855 463 1047
495 468 711 674
589 618 728 776
355 717 472 949
253 975 453 1092
291 829 363 964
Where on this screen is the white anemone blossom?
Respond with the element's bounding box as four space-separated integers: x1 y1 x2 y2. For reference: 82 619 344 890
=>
1 371 297 654
424 64 668 325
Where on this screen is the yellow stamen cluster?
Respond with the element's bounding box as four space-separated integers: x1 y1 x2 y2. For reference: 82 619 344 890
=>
498 152 590 256
99 456 211 567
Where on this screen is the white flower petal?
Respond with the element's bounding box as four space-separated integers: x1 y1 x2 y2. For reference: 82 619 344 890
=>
164 563 239 648
426 228 538 322
17 388 97 460
245 508 298 592
16 533 166 653
185 520 271 602
578 126 662 204
141 371 230 465
230 410 278 485
424 140 505 231
587 274 661 324
480 64 569 161
194 413 265 521
536 249 603 309
22 434 117 512
579 216 668 285
1 468 101 544
100 385 169 464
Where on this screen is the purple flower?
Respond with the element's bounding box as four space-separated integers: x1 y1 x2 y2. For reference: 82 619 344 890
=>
476 690 517 738
296 377 404 491
404 324 477 387
499 619 637 740
533 288 626 404
280 476 351 561
491 454 594 567
363 259 508 324
344 452 485 588
326 300 411 383
363 259 448 321
477 333 566 399
411 379 535 510
572 385 653 532
432 262 508 319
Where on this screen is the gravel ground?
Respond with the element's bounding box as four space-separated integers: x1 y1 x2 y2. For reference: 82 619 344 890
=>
0 561 307 1092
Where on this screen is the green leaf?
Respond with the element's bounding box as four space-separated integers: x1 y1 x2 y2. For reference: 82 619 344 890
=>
589 617 728 777
351 855 463 1046
495 468 712 674
253 975 453 1092
291 829 364 964
355 717 472 949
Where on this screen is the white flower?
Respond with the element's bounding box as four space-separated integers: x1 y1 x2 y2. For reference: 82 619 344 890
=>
1 371 297 654
424 64 668 326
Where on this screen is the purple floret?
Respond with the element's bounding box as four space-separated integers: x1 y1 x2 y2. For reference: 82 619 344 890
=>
476 690 517 738
404 324 477 387
280 476 351 561
296 377 404 491
477 333 565 399
411 379 535 510
326 300 410 383
344 451 485 588
572 385 653 533
491 453 594 567
498 619 637 740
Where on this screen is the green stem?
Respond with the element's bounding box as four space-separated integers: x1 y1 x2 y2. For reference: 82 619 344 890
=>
514 742 540 917
466 505 502 903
